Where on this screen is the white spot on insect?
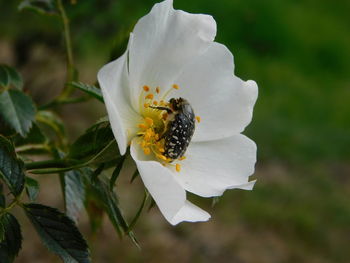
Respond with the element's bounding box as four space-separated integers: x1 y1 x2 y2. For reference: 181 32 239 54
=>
172 135 178 140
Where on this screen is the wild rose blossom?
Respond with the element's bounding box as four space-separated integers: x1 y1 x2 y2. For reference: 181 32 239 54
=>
98 0 258 225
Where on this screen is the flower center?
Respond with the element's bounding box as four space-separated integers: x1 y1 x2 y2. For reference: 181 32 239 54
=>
136 84 194 172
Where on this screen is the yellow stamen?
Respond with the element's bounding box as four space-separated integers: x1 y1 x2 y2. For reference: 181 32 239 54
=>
138 123 147 129
196 116 201 123
176 163 181 172
145 117 153 126
144 103 150 108
160 100 165 106
143 148 151 155
172 84 179 90
158 154 167 161
179 156 186 160
156 87 160 94
153 100 158 105
143 85 150 92
145 94 154 100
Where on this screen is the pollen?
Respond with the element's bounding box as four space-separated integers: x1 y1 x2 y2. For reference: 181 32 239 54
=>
144 103 150 108
145 94 154 100
172 84 179 90
138 123 148 129
195 116 201 123
145 117 154 126
179 156 186 160
143 147 151 155
143 85 150 92
153 100 158 105
158 154 168 161
175 163 181 172
137 113 170 165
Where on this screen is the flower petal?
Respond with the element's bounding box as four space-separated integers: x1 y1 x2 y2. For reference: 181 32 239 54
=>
130 138 210 225
97 52 142 155
174 134 257 197
128 0 216 109
174 42 258 142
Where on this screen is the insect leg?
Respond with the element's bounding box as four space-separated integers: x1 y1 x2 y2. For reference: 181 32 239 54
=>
149 106 173 114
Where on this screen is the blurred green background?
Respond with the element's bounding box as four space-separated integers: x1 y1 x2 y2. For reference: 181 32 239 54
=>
1 0 350 262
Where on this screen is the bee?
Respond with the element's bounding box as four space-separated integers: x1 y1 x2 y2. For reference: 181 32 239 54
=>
152 98 195 160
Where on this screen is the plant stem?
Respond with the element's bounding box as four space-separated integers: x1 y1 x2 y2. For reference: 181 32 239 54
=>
57 0 76 99
0 197 21 216
15 143 50 153
38 96 90 110
24 159 72 170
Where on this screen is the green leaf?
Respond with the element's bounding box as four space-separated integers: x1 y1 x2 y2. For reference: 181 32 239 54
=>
84 193 104 234
18 0 57 15
68 82 104 102
0 221 4 243
25 177 39 202
15 123 47 146
23 203 90 263
0 183 5 208
0 65 23 90
130 170 139 184
82 169 139 247
0 144 25 196
68 124 117 163
62 170 85 222
109 155 126 189
0 135 15 154
36 110 65 139
91 163 105 182
128 191 149 231
0 213 22 263
14 124 49 154
0 90 36 137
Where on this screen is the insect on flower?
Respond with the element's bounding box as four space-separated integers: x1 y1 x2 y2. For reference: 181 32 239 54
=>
149 97 196 161
98 0 258 225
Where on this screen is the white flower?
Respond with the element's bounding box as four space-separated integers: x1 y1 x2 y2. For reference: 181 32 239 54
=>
97 0 258 225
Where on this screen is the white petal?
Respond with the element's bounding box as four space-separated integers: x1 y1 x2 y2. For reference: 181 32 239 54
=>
174 42 258 142
97 52 142 155
130 138 210 225
170 200 210 225
174 134 257 197
128 0 216 109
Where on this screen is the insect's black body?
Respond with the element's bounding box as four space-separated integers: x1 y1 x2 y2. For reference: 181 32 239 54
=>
163 98 195 160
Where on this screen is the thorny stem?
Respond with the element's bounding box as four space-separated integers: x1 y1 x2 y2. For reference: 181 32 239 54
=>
57 0 75 84
43 0 77 109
